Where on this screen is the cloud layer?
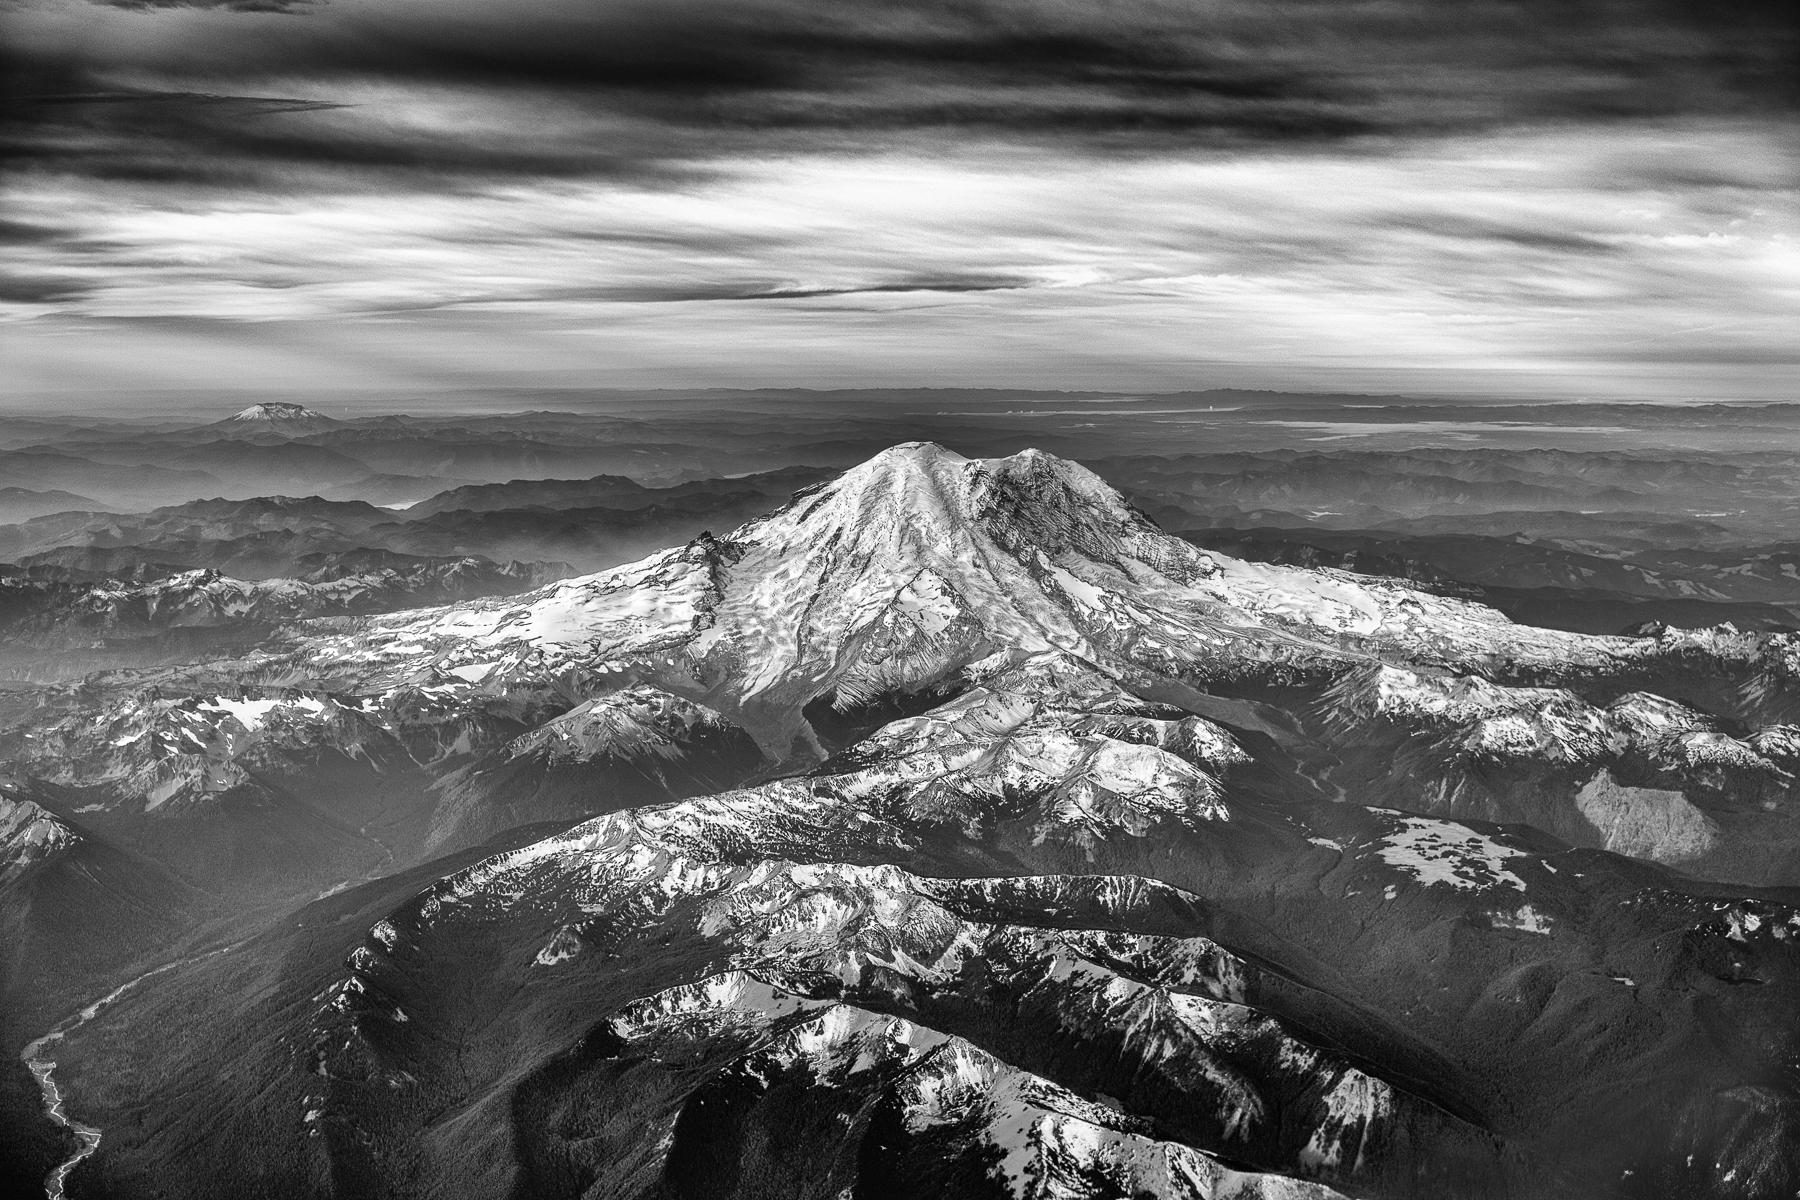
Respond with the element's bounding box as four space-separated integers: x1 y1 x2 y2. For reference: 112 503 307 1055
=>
4 0 1796 400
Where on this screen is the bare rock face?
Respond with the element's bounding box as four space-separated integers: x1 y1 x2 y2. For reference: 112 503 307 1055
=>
1574 771 1718 864
9 444 1800 1200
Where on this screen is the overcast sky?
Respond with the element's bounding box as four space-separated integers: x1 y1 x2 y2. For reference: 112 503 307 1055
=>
3 0 1796 405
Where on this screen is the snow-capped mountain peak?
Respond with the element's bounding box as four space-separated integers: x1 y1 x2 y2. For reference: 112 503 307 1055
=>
295 443 1592 745
742 442 1151 558
292 443 1236 747
214 402 340 435
226 402 322 422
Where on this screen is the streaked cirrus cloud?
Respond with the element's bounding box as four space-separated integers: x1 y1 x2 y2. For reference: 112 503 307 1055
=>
2 0 1795 400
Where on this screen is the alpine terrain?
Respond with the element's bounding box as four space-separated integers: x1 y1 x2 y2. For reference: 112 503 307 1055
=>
3 444 1796 1200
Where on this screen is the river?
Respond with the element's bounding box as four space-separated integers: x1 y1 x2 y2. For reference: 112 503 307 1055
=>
20 950 230 1199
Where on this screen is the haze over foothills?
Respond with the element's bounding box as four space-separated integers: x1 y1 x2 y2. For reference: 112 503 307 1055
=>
4 0 1798 408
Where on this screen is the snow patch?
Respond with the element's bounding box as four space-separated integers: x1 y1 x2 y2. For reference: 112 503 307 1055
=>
1374 814 1528 892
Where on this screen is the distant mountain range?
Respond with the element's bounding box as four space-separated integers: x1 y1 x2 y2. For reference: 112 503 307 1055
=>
0 467 836 581
0 489 104 526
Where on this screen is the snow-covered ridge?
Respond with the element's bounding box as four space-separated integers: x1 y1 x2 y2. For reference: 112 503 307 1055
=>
14 681 566 815
7 561 553 628
357 652 1247 945
324 839 1502 1194
1317 665 1798 877
0 786 79 886
600 979 1358 1199
1325 667 1795 774
501 685 738 766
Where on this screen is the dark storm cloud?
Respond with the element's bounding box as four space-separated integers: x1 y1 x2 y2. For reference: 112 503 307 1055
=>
99 0 312 10
0 64 717 191
752 275 1036 300
596 275 1041 305
7 0 1795 191
6 105 703 191
0 218 76 244
64 0 1799 111
356 273 1039 313
1382 215 1624 257
0 273 93 304
1 84 344 187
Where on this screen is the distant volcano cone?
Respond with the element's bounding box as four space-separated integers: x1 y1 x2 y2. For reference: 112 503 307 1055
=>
214 403 341 435
297 442 1583 753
